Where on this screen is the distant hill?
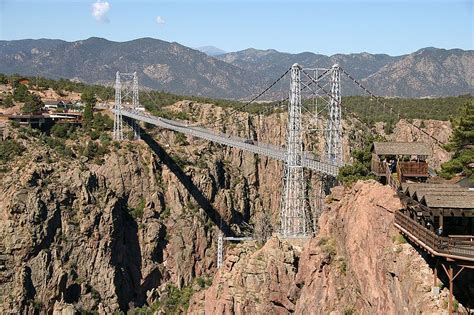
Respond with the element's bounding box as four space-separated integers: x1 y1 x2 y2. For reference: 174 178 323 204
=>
196 46 227 56
0 37 472 98
218 47 473 97
0 37 260 99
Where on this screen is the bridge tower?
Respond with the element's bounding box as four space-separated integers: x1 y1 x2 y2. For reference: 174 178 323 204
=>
280 63 307 237
113 71 140 141
113 71 123 141
325 64 342 166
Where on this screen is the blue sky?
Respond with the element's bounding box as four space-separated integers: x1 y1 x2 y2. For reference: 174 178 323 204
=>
0 0 472 55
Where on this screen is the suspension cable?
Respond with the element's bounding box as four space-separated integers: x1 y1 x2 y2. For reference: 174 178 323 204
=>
194 67 292 128
339 67 446 146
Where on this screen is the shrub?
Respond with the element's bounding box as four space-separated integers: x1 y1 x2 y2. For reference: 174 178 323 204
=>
129 198 145 220
0 95 14 108
0 139 25 162
175 132 189 146
392 233 407 244
149 283 194 313
318 237 337 258
51 124 75 138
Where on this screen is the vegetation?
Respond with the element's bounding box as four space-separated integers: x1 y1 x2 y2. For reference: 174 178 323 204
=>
21 94 44 114
438 101 474 181
81 89 97 128
337 135 384 185
318 237 337 258
392 233 407 245
341 94 471 125
0 94 14 108
138 283 194 314
129 198 146 220
1 73 470 123
51 124 76 138
0 139 25 162
13 84 29 102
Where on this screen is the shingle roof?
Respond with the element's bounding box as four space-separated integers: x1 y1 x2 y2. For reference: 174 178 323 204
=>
421 194 474 209
372 142 432 156
402 183 460 196
403 183 474 209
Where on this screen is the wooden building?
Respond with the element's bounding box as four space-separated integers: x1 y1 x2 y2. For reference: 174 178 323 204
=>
395 182 474 314
371 142 431 184
400 183 474 236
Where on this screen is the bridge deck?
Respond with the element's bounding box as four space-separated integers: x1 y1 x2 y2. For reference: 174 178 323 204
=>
115 108 340 176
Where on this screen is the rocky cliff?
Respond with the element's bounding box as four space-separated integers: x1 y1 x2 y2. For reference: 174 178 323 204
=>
188 181 458 314
0 101 455 313
0 103 293 313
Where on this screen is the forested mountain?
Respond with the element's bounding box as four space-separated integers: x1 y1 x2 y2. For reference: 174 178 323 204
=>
0 37 472 98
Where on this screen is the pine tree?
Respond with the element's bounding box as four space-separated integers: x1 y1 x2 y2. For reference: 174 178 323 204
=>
21 94 44 113
439 102 474 180
81 90 96 128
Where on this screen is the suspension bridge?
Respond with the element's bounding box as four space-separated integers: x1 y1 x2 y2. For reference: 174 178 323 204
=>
109 63 443 240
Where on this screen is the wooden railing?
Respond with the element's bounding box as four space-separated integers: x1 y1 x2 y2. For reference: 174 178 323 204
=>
398 161 429 177
371 159 386 176
394 211 474 261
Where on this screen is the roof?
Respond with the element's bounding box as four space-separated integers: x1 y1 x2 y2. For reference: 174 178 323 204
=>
371 142 431 156
401 183 458 195
421 194 474 209
403 182 474 209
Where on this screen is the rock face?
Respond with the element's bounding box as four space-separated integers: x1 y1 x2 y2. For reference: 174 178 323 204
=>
0 101 456 313
0 103 294 313
189 181 455 314
0 132 271 312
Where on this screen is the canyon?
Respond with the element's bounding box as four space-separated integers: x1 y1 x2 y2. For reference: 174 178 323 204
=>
0 101 460 313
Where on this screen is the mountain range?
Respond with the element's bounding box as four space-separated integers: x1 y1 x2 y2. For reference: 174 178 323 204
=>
0 37 472 99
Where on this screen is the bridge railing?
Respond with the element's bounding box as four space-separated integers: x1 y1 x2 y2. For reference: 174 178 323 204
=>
116 108 341 176
394 211 474 261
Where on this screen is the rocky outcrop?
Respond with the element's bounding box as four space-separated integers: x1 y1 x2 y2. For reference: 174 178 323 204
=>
189 181 457 314
0 102 296 313
0 125 273 313
0 100 456 313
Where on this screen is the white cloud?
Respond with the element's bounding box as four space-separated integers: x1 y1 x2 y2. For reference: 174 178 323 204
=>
92 0 111 23
155 16 165 25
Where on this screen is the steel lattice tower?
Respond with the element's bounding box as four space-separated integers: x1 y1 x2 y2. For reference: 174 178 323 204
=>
113 71 140 140
325 64 342 166
280 63 307 237
113 71 123 141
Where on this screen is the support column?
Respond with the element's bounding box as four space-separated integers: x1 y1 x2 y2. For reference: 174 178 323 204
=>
433 258 438 287
132 72 141 140
324 64 342 166
439 214 444 235
113 71 123 141
280 63 307 237
217 232 223 268
441 262 465 315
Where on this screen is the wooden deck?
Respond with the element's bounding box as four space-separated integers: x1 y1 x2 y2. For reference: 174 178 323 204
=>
394 211 474 262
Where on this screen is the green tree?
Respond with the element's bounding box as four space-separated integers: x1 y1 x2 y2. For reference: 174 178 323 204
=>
21 94 44 114
13 84 29 102
0 139 25 162
337 135 385 185
439 102 474 180
51 123 75 138
81 90 96 128
1 95 14 108
0 73 8 84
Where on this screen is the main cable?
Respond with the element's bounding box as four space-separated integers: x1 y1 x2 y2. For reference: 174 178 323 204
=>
339 67 446 146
